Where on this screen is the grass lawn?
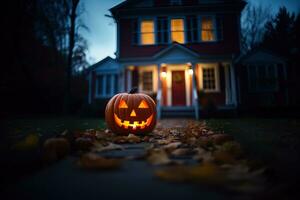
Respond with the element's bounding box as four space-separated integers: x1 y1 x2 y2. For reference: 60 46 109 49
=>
0 117 105 153
206 118 300 179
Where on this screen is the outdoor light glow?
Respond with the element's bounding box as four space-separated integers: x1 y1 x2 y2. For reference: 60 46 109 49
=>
188 69 193 75
161 71 167 78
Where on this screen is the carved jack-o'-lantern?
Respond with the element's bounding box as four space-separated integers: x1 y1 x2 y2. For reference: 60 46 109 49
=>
105 88 156 135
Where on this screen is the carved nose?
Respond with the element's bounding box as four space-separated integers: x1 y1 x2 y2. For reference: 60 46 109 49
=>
130 109 137 117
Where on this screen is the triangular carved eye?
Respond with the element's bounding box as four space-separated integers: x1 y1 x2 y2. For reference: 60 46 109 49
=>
119 100 128 108
138 100 149 108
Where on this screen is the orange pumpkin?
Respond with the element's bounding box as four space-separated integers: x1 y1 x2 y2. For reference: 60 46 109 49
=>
105 88 156 135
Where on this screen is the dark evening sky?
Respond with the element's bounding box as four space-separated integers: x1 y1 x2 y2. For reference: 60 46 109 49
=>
81 0 300 64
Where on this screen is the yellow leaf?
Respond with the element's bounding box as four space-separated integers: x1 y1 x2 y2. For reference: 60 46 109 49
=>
77 153 123 170
12 133 39 151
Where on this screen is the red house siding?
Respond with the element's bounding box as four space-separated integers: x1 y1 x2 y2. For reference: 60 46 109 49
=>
119 14 240 59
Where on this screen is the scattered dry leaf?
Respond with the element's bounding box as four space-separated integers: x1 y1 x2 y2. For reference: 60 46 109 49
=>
155 163 226 185
147 149 172 165
193 147 214 163
127 134 141 143
77 153 122 170
92 142 124 152
163 142 182 152
75 137 93 152
171 148 191 156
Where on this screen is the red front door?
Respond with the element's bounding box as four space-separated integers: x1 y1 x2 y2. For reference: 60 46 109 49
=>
171 70 186 106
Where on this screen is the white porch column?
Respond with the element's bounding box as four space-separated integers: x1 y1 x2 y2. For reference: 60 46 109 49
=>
191 63 199 120
224 64 232 105
230 63 238 106
156 64 162 119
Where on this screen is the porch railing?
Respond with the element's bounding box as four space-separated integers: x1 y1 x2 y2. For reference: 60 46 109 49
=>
193 87 199 120
156 89 162 119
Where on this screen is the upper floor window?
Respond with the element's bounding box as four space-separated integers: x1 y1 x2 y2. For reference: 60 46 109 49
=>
201 16 216 41
171 18 185 44
170 0 182 5
141 20 155 45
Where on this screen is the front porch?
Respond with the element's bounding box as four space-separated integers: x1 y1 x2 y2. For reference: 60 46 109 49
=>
122 61 237 119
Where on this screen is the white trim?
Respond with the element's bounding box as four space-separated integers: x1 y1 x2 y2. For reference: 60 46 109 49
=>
198 63 220 93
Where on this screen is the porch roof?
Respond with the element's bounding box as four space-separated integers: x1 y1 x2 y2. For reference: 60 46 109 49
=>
119 43 233 65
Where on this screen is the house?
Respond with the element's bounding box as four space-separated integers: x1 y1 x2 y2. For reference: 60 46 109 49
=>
236 49 290 109
87 0 247 119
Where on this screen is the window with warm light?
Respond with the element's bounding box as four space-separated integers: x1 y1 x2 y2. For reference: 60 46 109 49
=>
141 20 155 45
201 17 216 41
171 19 185 44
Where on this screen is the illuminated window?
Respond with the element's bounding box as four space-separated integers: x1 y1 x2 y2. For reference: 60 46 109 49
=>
201 16 216 41
141 20 155 45
171 19 185 44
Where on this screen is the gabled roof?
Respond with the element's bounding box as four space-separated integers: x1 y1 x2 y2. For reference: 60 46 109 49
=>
153 42 200 59
110 0 247 17
87 56 118 72
237 49 287 64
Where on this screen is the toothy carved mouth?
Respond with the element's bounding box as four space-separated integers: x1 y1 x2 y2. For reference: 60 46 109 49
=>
114 114 153 130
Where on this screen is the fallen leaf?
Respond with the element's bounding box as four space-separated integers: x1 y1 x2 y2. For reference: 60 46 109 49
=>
171 148 191 156
127 134 141 143
75 137 93 152
147 149 172 165
92 142 124 152
155 162 226 185
43 137 70 164
77 153 122 170
12 133 40 151
193 147 214 163
163 142 182 151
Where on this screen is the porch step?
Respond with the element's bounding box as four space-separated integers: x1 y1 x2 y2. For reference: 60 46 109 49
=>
161 106 196 118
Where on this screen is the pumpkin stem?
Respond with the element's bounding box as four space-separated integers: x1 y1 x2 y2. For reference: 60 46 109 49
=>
129 87 138 94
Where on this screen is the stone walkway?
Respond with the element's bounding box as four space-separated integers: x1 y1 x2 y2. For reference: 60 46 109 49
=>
2 119 265 200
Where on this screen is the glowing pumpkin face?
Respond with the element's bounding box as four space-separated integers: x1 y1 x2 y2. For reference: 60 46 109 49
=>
105 89 156 135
